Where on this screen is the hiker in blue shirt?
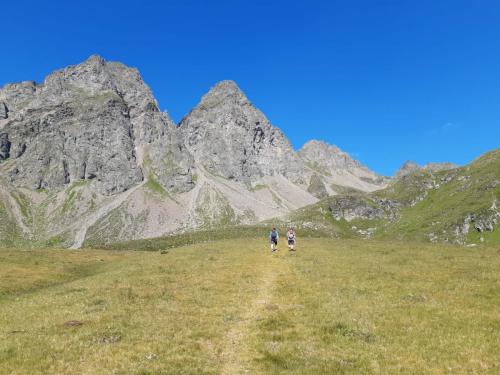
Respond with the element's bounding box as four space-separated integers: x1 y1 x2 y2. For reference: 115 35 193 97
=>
269 227 279 252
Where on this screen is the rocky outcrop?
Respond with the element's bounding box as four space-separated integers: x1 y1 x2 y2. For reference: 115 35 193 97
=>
328 195 400 222
451 208 500 245
467 208 500 234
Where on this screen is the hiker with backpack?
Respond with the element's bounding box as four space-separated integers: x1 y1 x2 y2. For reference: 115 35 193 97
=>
287 228 296 251
269 227 279 252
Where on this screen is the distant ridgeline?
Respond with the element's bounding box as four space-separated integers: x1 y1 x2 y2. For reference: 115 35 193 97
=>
0 55 498 248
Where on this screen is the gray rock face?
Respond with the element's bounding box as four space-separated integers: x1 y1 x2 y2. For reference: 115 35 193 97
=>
0 82 36 113
329 196 386 221
0 133 10 160
452 209 500 245
0 55 192 195
179 80 305 184
467 210 499 233
146 127 195 193
0 102 8 119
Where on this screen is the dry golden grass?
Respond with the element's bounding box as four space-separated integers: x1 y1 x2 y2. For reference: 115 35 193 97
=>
0 238 499 374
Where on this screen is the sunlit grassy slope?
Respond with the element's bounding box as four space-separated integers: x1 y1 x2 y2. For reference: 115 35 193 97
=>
289 149 500 245
1 238 499 374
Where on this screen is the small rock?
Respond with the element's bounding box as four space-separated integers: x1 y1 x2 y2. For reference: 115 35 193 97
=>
264 341 281 354
97 335 121 344
64 320 84 328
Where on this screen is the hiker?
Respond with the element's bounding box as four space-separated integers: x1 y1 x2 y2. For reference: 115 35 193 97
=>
269 227 279 252
287 228 296 251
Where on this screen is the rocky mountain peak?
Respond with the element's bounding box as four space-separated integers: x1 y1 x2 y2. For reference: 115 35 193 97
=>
185 80 251 120
395 161 421 178
207 80 244 97
86 54 106 64
301 139 346 155
0 56 193 195
42 54 111 95
179 80 303 183
40 55 157 110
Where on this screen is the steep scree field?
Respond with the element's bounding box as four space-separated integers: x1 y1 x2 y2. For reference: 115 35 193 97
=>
1 238 499 374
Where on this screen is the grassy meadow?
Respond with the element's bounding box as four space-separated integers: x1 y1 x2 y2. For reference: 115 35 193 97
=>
1 238 499 374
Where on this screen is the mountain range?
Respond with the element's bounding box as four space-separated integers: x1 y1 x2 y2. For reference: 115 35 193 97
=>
0 56 393 248
1 56 498 248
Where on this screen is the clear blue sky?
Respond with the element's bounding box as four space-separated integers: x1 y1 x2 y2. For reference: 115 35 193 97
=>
1 1 499 176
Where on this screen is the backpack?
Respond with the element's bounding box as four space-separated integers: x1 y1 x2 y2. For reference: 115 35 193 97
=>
271 231 278 240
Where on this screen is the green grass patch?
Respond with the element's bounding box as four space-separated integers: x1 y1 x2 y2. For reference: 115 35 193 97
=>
0 200 28 248
249 184 267 192
61 189 80 214
144 174 168 197
11 191 32 223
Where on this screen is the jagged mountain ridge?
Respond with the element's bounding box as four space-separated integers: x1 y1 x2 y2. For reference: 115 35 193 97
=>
0 55 386 247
